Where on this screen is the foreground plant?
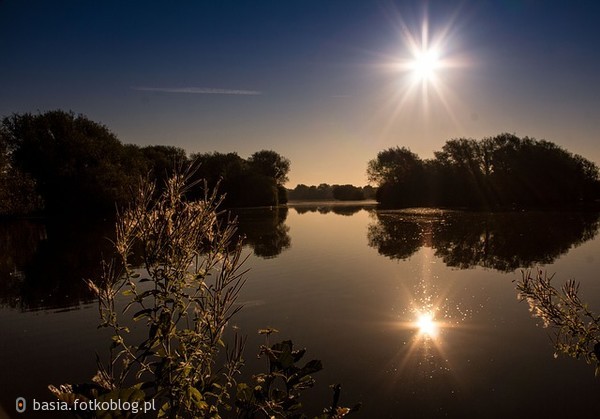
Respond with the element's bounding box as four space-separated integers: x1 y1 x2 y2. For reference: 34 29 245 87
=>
236 329 360 419
51 170 247 417
49 170 357 418
516 269 600 376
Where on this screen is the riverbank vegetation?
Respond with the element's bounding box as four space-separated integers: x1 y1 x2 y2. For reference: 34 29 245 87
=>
4 110 600 216
48 170 357 418
516 270 600 376
0 110 290 217
287 184 375 201
368 134 600 209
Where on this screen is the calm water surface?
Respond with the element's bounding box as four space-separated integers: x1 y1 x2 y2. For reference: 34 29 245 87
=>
2 205 600 418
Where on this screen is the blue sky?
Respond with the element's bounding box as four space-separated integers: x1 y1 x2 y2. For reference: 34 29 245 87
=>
2 0 600 186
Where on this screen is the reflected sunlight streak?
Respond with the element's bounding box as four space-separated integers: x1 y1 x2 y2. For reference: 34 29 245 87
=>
416 311 439 338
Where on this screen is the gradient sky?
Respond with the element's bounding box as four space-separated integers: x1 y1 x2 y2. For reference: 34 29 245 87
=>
1 0 599 186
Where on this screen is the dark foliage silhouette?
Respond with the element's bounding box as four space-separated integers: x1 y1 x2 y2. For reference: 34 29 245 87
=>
369 134 600 209
0 111 292 216
367 210 600 271
234 207 291 258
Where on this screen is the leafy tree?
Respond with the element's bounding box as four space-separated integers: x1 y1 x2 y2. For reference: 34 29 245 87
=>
1 110 293 214
277 184 289 204
332 184 364 201
368 134 600 209
140 145 189 186
187 151 246 206
433 138 492 207
367 147 425 207
288 184 371 201
367 147 422 185
190 151 290 207
0 121 43 215
1 110 141 216
248 150 291 185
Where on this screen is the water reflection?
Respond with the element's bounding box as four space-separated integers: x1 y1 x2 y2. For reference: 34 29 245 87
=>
4 207 598 313
234 207 291 259
0 220 114 311
291 202 376 216
415 311 439 338
368 209 600 271
392 304 453 385
0 207 291 311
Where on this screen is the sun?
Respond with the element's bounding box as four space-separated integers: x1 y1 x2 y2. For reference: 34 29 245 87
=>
410 48 440 82
375 3 471 136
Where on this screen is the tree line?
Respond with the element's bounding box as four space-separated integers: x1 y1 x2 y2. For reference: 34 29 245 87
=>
368 134 600 208
288 183 376 201
0 110 290 217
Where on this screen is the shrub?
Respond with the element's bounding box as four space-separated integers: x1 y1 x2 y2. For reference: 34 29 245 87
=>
516 269 600 376
49 169 357 418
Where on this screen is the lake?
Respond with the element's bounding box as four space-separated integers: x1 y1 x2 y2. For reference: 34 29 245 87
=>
2 204 600 418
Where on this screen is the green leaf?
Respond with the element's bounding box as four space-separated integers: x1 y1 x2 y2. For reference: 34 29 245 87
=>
258 327 279 335
157 402 170 418
132 308 153 321
138 289 159 300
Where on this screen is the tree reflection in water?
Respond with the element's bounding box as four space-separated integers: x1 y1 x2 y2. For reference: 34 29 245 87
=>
292 203 372 217
368 209 600 385
0 207 293 311
233 206 291 259
368 209 600 271
4 207 598 314
0 219 114 311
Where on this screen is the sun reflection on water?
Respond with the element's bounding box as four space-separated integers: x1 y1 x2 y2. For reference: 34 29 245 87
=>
415 311 439 338
384 247 473 384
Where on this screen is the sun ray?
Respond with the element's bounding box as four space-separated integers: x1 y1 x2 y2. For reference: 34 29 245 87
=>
370 2 472 142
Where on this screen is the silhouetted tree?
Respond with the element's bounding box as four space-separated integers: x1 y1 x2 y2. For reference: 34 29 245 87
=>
367 147 422 185
369 134 600 208
2 110 142 216
288 183 372 201
189 151 289 207
140 144 189 185
0 122 43 215
248 150 291 185
288 183 333 201
368 147 425 207
1 110 294 214
362 185 377 199
332 184 364 200
248 150 290 204
433 138 492 207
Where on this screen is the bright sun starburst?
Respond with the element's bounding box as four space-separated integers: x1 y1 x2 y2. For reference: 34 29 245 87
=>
400 25 447 89
410 48 440 82
374 4 471 136
416 312 439 337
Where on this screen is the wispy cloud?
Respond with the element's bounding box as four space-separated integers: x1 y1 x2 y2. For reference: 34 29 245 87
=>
131 86 262 95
